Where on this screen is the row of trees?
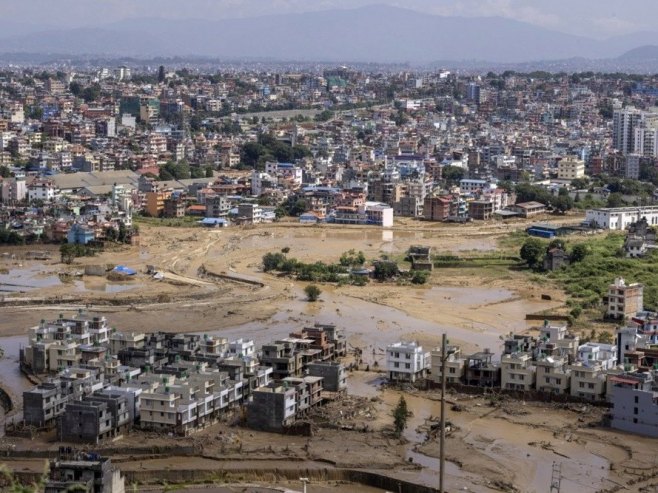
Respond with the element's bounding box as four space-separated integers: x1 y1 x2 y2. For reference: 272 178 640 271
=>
262 250 366 284
263 250 429 286
240 133 312 169
157 160 213 181
60 243 98 264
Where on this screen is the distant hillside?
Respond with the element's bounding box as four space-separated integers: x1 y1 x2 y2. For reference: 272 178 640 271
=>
0 5 649 63
618 45 658 60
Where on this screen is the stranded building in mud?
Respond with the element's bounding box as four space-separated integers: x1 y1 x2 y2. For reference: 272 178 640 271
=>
18 311 348 441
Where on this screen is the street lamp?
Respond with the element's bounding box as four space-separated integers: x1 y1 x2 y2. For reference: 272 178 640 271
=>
300 477 309 493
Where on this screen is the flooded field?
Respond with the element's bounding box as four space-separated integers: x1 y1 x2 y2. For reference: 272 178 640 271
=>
0 265 61 292
2 221 624 493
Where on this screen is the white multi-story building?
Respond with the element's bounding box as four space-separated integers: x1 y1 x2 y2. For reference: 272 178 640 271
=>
228 338 255 358
577 342 617 370
613 108 644 155
501 352 536 391
459 178 497 195
586 205 658 230
27 180 58 202
386 341 430 383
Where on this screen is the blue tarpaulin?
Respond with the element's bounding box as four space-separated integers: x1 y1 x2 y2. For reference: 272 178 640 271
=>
113 265 137 275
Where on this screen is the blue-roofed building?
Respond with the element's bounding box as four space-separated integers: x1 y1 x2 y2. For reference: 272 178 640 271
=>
67 224 95 245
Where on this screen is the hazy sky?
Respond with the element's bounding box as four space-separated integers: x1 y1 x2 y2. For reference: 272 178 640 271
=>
1 0 653 39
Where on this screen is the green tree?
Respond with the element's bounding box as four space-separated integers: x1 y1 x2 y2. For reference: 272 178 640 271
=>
393 395 409 437
205 166 214 178
314 110 334 122
81 83 101 103
606 192 625 208
304 284 322 302
339 249 366 268
60 244 75 264
570 243 590 263
373 260 399 281
190 167 205 179
520 238 545 270
262 252 286 272
69 81 82 97
442 165 465 186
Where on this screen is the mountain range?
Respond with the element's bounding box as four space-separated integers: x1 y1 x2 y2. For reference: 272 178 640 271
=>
3 5 658 64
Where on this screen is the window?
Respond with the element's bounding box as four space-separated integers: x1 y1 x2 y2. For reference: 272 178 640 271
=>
449 367 456 374
635 396 639 404
406 354 411 359
394 362 399 368
546 377 551 384
634 407 639 415
405 363 411 369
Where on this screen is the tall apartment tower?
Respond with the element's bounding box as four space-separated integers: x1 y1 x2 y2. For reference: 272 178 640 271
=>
613 108 643 155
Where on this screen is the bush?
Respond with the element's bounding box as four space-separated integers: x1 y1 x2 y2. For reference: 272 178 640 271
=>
304 284 322 302
262 252 286 272
411 270 430 284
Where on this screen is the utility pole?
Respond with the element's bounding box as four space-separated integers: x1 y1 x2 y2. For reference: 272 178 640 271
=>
439 332 447 493
550 461 562 493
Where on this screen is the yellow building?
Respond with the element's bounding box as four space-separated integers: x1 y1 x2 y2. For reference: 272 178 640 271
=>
557 156 585 180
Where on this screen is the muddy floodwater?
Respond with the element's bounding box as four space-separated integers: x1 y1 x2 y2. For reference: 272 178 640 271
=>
0 265 61 292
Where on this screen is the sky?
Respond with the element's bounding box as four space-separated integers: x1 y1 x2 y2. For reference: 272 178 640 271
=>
0 0 654 39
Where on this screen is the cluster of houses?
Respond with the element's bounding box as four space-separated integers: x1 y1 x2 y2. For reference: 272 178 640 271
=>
19 311 348 442
386 278 658 438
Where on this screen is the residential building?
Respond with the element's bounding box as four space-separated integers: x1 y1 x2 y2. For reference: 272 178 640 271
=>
464 350 500 387
237 203 263 224
307 362 347 392
144 190 171 217
557 156 585 180
535 356 571 394
45 452 125 493
430 345 466 385
606 277 644 320
386 341 430 383
508 201 546 218
59 393 130 444
246 382 297 432
610 371 658 438
23 380 73 428
568 363 607 401
501 352 536 391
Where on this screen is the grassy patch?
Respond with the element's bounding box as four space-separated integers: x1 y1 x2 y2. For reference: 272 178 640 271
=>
521 232 658 312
